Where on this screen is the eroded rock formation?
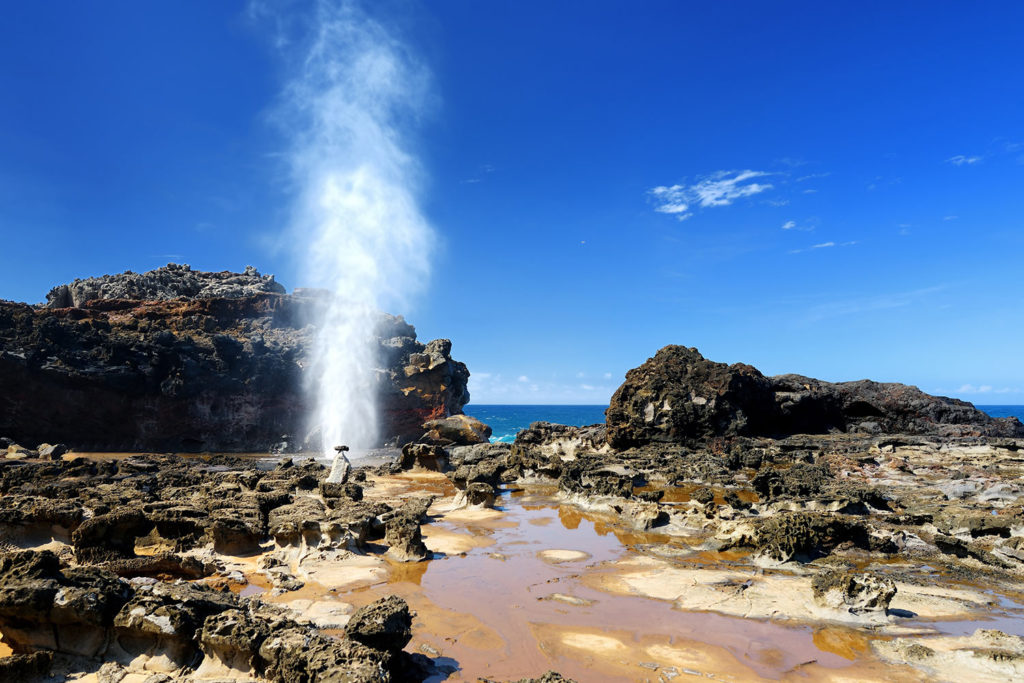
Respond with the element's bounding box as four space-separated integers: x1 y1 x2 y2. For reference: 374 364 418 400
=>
606 345 1023 448
0 265 471 451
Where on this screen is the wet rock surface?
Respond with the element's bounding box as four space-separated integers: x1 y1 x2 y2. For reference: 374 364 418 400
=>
0 453 450 681
0 265 473 451
3 344 1024 681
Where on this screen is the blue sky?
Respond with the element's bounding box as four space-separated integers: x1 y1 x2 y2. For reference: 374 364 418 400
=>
1 1 1022 404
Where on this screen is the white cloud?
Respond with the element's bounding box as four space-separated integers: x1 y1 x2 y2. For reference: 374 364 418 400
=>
780 219 816 232
789 240 857 255
944 215 958 221
649 170 772 219
692 170 773 207
796 172 830 182
947 155 982 166
765 199 790 207
468 371 617 404
603 372 612 379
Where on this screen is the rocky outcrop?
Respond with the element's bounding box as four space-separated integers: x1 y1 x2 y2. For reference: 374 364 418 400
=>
606 345 1023 447
0 265 472 451
0 548 416 681
44 263 285 308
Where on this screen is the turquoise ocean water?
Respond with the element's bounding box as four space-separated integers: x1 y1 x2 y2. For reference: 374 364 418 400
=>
464 404 1023 444
463 404 608 443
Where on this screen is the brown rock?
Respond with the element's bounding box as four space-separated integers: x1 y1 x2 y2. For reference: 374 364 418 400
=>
422 414 492 445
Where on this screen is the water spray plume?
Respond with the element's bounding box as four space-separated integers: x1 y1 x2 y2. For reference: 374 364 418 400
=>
265 0 434 458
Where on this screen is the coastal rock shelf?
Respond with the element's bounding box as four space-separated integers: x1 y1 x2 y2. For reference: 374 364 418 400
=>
2 340 1024 681
0 265 471 452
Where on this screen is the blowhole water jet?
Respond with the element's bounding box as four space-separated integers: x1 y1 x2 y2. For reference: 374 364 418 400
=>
263 0 434 460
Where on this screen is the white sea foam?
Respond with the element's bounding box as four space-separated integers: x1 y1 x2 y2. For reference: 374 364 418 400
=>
260 0 434 457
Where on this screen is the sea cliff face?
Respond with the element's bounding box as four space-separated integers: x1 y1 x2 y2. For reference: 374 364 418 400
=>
0 265 470 452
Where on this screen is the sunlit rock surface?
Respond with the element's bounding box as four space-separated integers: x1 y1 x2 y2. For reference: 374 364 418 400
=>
606 345 1023 448
0 265 471 451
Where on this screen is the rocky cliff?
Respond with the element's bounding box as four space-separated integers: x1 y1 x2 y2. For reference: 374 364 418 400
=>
0 265 470 452
606 345 1023 448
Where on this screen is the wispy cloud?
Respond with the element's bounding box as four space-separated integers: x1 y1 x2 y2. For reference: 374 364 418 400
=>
789 240 857 255
796 172 830 182
946 154 982 166
956 384 1020 395
461 163 496 184
649 170 773 220
781 219 816 232
943 215 958 221
804 284 946 321
468 371 616 404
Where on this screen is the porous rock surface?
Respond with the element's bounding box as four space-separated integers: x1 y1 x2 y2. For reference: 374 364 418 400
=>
0 453 443 681
0 264 471 451
606 345 1023 448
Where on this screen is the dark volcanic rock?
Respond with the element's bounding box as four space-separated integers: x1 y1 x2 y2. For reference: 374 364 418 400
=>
811 569 897 614
344 595 414 652
399 443 449 472
0 264 472 451
0 550 132 656
45 263 286 308
606 345 1023 447
0 651 52 681
421 414 492 445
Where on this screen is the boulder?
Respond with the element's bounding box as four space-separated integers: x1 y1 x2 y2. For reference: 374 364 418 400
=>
399 443 449 472
344 595 413 652
6 444 36 460
384 515 429 562
453 482 497 509
812 570 897 614
36 443 68 460
422 414 492 445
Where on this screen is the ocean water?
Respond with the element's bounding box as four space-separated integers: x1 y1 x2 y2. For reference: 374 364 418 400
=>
463 404 608 443
977 405 1024 420
463 404 1023 444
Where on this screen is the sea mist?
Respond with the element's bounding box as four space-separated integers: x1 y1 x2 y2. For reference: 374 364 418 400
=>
266 0 434 457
